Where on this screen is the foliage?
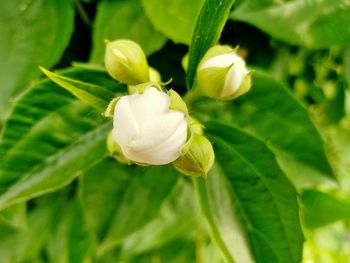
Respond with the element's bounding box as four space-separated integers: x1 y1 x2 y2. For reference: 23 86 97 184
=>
1 0 350 262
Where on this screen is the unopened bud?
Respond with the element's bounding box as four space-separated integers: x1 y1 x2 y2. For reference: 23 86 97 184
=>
173 133 214 177
196 45 252 100
149 67 162 83
105 39 149 85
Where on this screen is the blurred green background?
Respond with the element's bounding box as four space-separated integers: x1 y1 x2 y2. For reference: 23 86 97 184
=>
1 0 350 262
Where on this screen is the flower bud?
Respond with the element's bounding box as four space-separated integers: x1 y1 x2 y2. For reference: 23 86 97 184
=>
149 66 162 83
105 39 149 85
196 45 252 100
111 85 188 165
173 133 214 177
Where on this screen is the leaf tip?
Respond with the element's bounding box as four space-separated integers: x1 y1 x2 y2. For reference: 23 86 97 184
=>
38 66 52 78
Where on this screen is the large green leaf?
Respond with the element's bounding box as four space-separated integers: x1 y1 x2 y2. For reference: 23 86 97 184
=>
141 0 204 44
301 189 350 229
90 0 167 63
97 239 197 263
186 0 235 90
0 198 57 262
47 199 93 263
0 68 124 211
80 158 180 256
231 0 350 48
0 0 74 117
199 122 304 263
0 203 27 229
119 178 197 259
192 71 335 187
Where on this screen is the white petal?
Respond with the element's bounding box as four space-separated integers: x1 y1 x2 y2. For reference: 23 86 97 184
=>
222 58 249 97
112 86 188 165
200 54 237 69
128 115 187 164
113 97 140 149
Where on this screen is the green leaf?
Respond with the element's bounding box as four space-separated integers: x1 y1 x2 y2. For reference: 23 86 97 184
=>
97 239 197 263
39 67 123 112
141 0 204 44
80 158 180 256
201 122 304 263
0 68 123 211
90 0 167 63
0 0 74 117
231 0 350 48
129 239 197 263
301 190 350 229
186 0 235 90
0 203 27 229
47 199 93 263
192 71 335 187
119 178 197 258
0 199 56 262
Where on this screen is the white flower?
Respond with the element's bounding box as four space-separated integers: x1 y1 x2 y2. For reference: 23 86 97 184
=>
112 86 188 165
197 45 251 100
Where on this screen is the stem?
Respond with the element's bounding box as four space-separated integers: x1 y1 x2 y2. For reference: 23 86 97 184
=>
184 88 203 105
195 230 204 263
193 177 236 263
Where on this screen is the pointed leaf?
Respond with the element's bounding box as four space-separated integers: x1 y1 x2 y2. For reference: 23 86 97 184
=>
301 189 350 229
0 0 74 117
198 122 304 263
193 71 335 187
40 67 123 112
186 0 235 90
0 68 124 210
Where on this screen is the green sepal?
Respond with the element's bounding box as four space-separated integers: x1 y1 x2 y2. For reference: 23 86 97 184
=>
128 82 163 95
107 132 131 165
104 97 120 117
188 117 204 135
196 64 232 99
167 89 189 115
173 133 215 177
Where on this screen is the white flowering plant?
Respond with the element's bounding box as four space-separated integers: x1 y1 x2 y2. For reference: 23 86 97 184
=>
0 0 350 262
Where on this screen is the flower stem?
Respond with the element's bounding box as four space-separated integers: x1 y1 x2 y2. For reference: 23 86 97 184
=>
193 177 236 263
184 88 203 105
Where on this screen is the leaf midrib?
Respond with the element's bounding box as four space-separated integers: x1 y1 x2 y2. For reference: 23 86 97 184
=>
212 135 298 263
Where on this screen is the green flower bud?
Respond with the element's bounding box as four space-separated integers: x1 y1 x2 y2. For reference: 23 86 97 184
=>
149 66 162 82
173 133 214 177
104 39 149 85
182 53 189 72
196 45 252 100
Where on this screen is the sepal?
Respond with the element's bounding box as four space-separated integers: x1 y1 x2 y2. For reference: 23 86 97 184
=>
173 133 214 177
107 132 131 165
